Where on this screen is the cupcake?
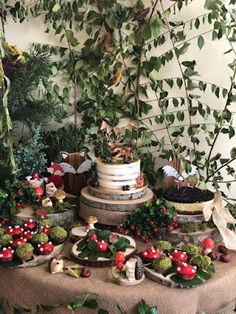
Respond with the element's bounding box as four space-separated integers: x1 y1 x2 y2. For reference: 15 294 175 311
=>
0 234 13 246
176 263 197 280
23 220 37 231
37 242 54 255
141 247 162 262
0 247 14 262
38 219 53 228
152 257 172 273
190 254 211 270
182 243 200 256
15 243 34 261
155 241 172 253
31 232 49 245
49 226 67 243
169 250 188 265
11 237 27 249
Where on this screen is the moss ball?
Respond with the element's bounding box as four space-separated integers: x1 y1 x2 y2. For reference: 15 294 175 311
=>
182 243 200 256
155 241 172 252
38 219 53 227
15 243 34 260
0 228 5 236
31 233 49 244
49 226 67 243
191 255 211 269
0 234 13 246
152 257 172 271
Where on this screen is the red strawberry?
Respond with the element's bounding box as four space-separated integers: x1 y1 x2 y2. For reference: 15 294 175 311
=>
89 234 97 241
96 240 109 252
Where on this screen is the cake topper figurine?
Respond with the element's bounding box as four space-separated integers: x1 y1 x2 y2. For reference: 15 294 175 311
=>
100 120 136 163
162 158 198 189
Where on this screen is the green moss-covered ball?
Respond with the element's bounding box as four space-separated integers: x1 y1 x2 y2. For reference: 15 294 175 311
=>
0 234 13 246
15 243 34 261
0 228 5 236
152 257 172 272
31 233 49 244
182 243 200 256
191 255 211 269
49 226 67 243
38 219 53 227
155 241 172 252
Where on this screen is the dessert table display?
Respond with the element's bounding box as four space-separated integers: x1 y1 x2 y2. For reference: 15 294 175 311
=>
0 241 236 314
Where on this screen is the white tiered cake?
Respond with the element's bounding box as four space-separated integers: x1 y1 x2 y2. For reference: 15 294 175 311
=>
96 158 141 190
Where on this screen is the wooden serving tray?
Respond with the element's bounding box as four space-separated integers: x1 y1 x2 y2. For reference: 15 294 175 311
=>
0 243 64 269
144 263 215 289
71 234 136 267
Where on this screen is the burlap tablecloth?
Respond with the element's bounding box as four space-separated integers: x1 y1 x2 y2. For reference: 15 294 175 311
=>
0 242 236 314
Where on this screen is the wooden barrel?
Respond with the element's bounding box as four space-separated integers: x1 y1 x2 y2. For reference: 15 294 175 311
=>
79 187 153 225
88 184 148 200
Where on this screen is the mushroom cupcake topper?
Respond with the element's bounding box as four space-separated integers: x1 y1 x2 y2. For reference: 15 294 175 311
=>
85 216 98 230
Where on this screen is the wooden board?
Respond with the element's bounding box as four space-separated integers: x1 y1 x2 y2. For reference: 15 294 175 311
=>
71 234 136 267
144 264 215 289
80 187 153 212
165 228 222 245
0 243 64 269
108 270 145 285
89 184 148 200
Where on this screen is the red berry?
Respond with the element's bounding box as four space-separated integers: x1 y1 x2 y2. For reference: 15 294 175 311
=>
16 203 21 207
12 195 16 200
141 236 146 242
89 234 97 241
22 204 26 209
161 208 167 214
167 225 174 232
20 182 25 187
130 225 135 231
17 191 22 196
149 221 155 226
123 230 128 236
153 227 158 233
135 230 141 237
145 238 149 243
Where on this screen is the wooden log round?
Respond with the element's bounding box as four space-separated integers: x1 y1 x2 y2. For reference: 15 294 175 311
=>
79 203 130 225
165 228 222 245
80 187 153 212
177 213 205 223
165 199 205 214
13 206 78 227
88 184 148 201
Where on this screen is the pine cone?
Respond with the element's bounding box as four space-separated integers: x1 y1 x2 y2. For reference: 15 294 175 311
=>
135 256 144 280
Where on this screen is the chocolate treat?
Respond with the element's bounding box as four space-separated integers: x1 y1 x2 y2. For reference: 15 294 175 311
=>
218 245 228 255
220 254 231 263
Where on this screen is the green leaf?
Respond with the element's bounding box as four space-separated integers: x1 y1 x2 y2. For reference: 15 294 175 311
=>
52 3 60 12
230 147 236 159
198 36 204 49
182 60 196 68
84 298 98 309
136 299 158 314
176 42 190 56
98 309 109 314
51 65 58 76
65 30 79 47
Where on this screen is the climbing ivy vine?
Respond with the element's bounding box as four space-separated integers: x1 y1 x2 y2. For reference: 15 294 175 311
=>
1 0 236 197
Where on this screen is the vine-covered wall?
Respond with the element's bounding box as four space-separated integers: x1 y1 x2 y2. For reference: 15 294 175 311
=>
1 0 236 200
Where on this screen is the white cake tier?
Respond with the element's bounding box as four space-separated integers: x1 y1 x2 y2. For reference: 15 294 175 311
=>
96 158 140 189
